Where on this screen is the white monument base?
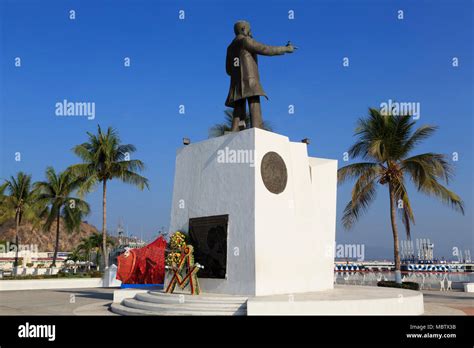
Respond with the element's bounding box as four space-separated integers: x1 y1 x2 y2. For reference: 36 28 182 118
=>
168 128 337 296
247 285 424 315
111 285 424 315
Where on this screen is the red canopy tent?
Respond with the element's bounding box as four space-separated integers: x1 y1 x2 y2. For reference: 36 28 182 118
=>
116 236 167 284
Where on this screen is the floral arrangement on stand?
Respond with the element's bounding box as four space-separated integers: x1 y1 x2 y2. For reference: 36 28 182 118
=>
165 231 186 267
165 231 202 295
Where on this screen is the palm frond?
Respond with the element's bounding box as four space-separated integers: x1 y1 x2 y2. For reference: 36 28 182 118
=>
337 162 381 185
402 153 453 186
341 174 378 229
117 170 150 190
401 125 438 158
418 177 463 214
391 178 415 239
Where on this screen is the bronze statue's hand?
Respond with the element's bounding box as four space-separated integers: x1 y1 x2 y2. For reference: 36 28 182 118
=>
286 42 296 53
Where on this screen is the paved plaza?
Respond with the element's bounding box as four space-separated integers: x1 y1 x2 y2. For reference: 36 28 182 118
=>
0 287 471 316
422 290 474 315
0 288 118 315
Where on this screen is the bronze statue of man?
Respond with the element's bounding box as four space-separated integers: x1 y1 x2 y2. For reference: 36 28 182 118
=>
225 20 295 131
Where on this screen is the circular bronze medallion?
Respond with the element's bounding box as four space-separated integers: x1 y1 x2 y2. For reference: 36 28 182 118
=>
260 151 287 194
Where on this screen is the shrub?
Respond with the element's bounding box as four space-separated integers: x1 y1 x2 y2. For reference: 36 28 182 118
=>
0 271 103 281
26 263 34 268
377 280 420 291
88 270 103 278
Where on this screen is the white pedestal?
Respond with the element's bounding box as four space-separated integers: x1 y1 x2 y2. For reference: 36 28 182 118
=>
464 283 474 292
168 128 337 296
103 264 122 288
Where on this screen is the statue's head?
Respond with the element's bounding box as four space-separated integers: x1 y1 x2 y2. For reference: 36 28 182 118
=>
234 20 251 36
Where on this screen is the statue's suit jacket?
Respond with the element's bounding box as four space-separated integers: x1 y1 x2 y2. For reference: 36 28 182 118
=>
225 34 287 107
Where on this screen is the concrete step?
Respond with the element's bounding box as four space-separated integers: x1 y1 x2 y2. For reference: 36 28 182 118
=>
144 291 248 304
111 289 249 316
110 303 161 316
111 303 219 316
120 298 246 316
135 292 247 309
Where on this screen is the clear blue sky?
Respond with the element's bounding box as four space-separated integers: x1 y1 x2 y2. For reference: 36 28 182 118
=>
1 0 472 259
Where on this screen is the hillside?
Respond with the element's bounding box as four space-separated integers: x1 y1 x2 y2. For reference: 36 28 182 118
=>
0 219 100 252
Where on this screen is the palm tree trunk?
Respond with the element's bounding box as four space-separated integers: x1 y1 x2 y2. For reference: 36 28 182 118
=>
13 212 20 268
96 249 100 267
389 183 402 284
102 179 108 269
51 208 61 268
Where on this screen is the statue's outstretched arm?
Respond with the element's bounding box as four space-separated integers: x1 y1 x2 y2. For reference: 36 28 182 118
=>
243 37 288 56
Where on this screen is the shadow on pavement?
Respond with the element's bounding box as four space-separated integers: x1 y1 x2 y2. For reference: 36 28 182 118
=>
56 289 114 301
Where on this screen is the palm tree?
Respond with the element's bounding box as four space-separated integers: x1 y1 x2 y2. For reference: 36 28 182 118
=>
68 125 149 269
1 172 41 267
338 108 464 283
66 249 87 263
209 109 273 137
77 233 115 268
0 183 9 224
78 233 98 266
36 167 90 267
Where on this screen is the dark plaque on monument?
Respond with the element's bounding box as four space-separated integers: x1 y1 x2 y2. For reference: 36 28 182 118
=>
261 151 288 194
188 215 228 279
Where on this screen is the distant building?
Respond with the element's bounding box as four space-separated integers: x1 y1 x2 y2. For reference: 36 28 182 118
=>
0 248 68 271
